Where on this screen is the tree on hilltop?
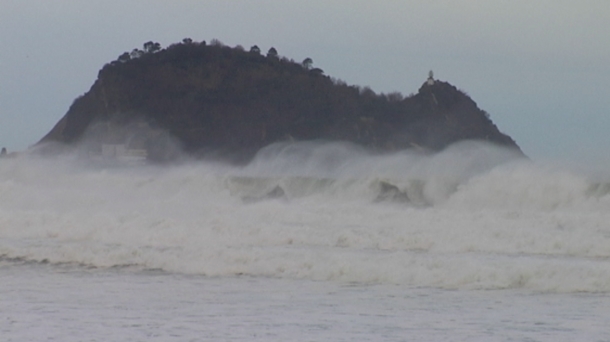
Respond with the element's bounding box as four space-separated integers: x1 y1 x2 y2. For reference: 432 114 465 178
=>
143 41 161 53
302 57 313 69
117 52 131 62
267 47 278 58
130 48 144 59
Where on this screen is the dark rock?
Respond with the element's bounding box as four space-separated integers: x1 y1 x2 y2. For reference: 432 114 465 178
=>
242 185 286 203
374 181 410 203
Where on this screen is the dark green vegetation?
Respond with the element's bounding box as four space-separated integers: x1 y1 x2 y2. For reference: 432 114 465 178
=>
40 39 522 163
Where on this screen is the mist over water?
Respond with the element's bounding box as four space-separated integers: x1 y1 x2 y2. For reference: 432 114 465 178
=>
1 141 609 292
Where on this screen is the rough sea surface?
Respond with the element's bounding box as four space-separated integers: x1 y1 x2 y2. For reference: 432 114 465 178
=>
2 141 609 341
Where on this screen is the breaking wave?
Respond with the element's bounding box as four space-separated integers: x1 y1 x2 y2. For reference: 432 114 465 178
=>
1 141 609 292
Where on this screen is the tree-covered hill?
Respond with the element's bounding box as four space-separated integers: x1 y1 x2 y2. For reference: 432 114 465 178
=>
39 39 523 162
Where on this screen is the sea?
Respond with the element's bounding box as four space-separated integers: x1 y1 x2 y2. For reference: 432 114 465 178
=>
1 141 609 341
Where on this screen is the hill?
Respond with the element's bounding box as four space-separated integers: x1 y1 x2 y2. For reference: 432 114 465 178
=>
39 39 523 163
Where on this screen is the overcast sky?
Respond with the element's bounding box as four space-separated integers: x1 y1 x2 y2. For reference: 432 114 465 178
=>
1 0 609 164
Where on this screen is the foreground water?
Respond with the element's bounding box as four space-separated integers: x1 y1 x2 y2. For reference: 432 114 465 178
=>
3 263 609 341
1 141 610 340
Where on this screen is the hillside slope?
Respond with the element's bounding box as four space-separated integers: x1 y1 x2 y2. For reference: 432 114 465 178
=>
39 39 523 162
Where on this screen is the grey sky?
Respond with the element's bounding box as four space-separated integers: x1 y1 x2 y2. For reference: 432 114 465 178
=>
1 0 609 164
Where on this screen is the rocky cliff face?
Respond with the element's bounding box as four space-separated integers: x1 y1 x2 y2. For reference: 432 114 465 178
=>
39 40 523 163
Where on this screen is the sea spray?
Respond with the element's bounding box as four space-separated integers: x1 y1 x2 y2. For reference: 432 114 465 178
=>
1 141 609 292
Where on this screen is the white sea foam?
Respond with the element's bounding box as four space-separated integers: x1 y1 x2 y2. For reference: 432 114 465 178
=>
1 142 609 292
